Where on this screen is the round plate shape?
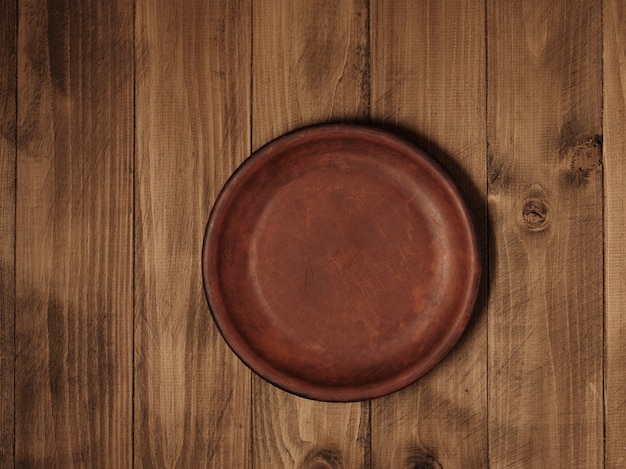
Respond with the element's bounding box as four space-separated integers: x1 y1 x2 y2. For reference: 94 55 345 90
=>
202 124 480 401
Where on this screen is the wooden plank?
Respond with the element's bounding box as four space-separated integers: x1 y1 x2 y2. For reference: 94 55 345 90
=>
487 0 603 466
370 2 487 467
0 0 16 466
15 0 133 466
251 1 370 467
134 0 251 467
604 0 626 466
253 0 369 142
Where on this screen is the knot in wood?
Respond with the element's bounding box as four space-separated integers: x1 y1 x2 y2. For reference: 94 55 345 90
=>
406 453 443 469
308 461 332 469
562 135 602 187
522 198 549 231
303 449 342 469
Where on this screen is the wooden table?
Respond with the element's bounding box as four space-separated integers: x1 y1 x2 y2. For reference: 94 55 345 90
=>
1 1 624 467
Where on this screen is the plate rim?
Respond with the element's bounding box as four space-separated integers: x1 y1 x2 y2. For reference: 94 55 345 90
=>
202 123 481 401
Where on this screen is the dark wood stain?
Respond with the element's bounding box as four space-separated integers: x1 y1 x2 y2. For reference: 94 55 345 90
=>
0 0 16 467
46 0 69 95
14 0 134 466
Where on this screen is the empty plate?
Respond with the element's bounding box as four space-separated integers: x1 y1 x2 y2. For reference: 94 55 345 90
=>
202 124 480 401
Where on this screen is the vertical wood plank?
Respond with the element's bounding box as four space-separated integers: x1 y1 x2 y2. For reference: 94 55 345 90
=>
251 1 370 467
15 0 133 466
605 0 626 466
134 0 251 467
0 0 16 466
487 0 603 466
253 0 369 142
370 2 487 468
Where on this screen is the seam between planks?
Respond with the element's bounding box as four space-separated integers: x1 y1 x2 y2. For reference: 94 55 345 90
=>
13 0 18 466
601 1 606 468
366 1 372 468
483 0 490 466
132 0 137 466
249 1 254 468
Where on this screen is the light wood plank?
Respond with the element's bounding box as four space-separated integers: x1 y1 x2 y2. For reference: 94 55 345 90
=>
253 0 369 143
487 0 603 466
134 0 251 466
370 2 487 468
252 1 370 467
15 0 133 466
0 0 16 466
604 0 626 466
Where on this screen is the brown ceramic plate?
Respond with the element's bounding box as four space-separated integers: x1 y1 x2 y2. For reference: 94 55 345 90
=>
202 124 480 401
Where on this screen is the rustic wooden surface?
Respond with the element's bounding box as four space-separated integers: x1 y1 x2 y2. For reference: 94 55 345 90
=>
605 0 626 466
488 0 604 467
15 0 134 467
370 2 487 467
134 1 251 467
2 0 624 467
0 0 16 467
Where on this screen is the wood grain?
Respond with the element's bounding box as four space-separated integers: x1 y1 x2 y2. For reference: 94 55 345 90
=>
251 1 370 467
3 2 623 466
15 0 133 466
370 2 487 468
604 1 626 467
134 0 251 467
253 0 369 143
487 0 603 466
0 0 16 466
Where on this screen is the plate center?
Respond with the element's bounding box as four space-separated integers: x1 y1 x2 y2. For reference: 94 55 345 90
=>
249 161 441 358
